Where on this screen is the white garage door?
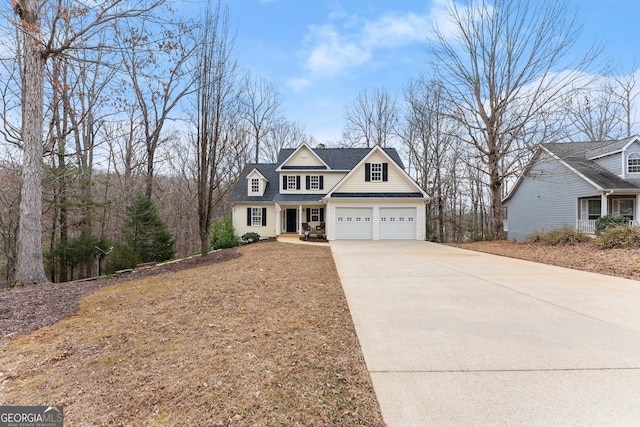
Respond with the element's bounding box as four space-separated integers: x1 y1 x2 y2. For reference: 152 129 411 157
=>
335 207 373 240
379 207 417 239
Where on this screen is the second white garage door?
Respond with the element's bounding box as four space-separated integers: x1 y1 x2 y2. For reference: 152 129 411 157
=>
379 207 417 239
335 207 373 240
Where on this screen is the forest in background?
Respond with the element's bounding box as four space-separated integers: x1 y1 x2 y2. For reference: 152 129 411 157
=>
1 0 638 285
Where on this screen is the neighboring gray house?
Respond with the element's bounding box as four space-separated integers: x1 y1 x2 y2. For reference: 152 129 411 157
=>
503 135 640 240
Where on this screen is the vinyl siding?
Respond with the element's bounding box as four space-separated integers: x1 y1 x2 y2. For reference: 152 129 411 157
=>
593 153 622 176
233 203 277 238
624 142 640 182
336 151 417 193
281 146 325 167
504 151 598 240
280 172 346 194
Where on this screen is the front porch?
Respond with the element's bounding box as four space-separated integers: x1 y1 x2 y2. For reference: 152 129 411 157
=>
276 203 326 236
576 194 640 234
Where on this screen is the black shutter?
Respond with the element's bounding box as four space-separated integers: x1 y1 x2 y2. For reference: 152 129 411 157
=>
382 163 389 181
306 175 311 190
320 208 325 222
261 208 267 226
319 176 324 190
282 175 287 190
296 175 301 190
365 163 371 181
306 208 311 221
247 208 252 226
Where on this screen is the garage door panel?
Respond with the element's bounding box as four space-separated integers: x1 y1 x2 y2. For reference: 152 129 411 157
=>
379 207 416 239
335 207 373 240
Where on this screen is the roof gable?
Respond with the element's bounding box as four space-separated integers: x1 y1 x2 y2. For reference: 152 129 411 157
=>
276 143 329 170
326 146 428 197
246 168 268 182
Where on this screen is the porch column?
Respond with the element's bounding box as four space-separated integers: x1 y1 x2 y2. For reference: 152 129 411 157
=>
298 204 303 234
601 193 608 217
275 207 281 235
636 196 640 224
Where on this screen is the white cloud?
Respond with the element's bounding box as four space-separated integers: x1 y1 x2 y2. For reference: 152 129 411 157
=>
287 77 313 92
297 2 453 81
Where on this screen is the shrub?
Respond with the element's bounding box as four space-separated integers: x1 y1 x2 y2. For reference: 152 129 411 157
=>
596 225 640 249
525 226 589 246
209 216 240 250
316 232 324 240
124 194 175 263
241 232 261 243
595 215 629 235
103 245 140 275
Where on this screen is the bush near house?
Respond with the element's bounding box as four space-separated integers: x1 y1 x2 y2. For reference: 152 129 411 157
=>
596 225 640 249
241 232 261 243
209 216 240 250
526 226 590 245
595 215 629 235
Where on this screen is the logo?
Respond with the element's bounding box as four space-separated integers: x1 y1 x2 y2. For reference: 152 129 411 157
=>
0 406 63 427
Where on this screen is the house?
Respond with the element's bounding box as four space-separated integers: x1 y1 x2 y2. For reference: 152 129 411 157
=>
503 135 640 240
229 143 429 240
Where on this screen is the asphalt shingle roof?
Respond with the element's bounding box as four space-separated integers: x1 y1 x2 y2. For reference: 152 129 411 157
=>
544 142 640 190
231 147 408 202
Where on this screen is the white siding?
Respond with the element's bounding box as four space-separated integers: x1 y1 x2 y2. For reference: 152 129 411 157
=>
233 204 277 238
336 151 418 193
281 146 325 167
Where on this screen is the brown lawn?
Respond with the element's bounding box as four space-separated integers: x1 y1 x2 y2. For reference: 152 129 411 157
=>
0 241 384 426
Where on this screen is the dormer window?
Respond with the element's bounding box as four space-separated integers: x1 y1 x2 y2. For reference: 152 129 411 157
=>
371 163 383 181
365 162 388 182
628 153 640 173
251 178 260 193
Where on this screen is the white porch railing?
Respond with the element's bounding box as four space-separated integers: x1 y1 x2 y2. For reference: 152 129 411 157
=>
577 219 640 234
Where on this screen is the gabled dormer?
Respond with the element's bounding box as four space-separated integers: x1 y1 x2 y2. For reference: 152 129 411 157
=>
276 143 329 171
246 168 268 197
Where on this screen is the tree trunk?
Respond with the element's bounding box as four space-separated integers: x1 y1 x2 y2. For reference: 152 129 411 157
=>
15 4 48 285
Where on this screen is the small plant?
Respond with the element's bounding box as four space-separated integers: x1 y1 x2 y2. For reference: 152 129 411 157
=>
595 215 629 235
316 232 324 240
525 226 589 246
241 232 261 243
209 216 240 250
596 225 640 249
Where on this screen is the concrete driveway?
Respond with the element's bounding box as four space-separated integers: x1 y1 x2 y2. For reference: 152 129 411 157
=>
330 240 640 426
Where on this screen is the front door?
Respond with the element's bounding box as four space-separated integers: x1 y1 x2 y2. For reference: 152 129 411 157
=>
286 209 297 233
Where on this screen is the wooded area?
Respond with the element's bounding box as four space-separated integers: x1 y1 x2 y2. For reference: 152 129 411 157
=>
0 0 637 286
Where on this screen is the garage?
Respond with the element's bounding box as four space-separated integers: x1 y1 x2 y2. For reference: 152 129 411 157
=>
335 207 373 240
379 207 417 239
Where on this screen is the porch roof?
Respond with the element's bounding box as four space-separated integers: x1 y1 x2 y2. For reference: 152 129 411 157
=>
273 194 325 203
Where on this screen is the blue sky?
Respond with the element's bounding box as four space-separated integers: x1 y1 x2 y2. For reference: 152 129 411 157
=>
225 0 640 144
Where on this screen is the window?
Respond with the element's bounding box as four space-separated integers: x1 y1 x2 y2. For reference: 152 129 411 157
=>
588 199 601 220
247 207 267 227
370 163 383 181
251 178 260 193
287 175 297 190
619 199 634 219
251 208 263 226
310 208 320 222
365 162 388 182
629 153 640 173
310 175 319 190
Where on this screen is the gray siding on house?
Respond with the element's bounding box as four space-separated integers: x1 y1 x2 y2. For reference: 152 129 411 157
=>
593 154 622 176
504 152 597 240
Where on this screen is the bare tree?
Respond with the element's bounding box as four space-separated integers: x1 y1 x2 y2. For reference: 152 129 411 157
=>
429 0 599 239
241 74 281 163
343 87 398 148
10 0 167 285
116 20 197 199
193 1 245 255
261 119 314 163
611 62 639 138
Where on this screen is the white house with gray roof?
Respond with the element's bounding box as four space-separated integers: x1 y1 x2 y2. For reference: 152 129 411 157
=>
503 135 640 240
229 143 429 240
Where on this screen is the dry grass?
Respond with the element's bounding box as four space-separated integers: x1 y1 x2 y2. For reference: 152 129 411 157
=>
453 239 640 281
0 242 384 426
